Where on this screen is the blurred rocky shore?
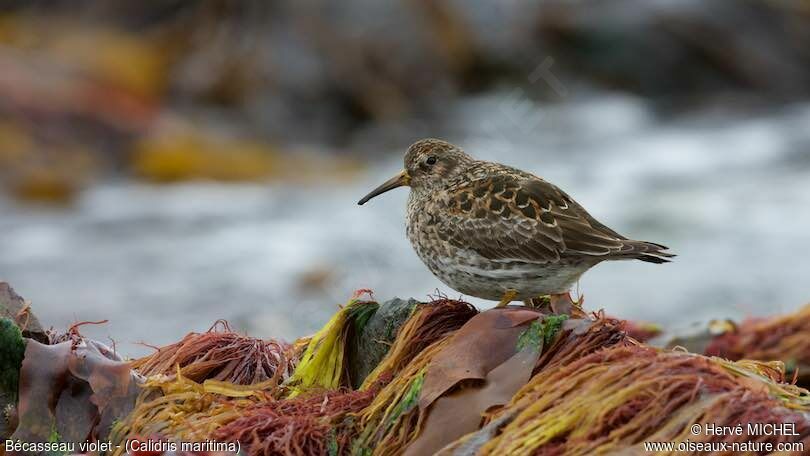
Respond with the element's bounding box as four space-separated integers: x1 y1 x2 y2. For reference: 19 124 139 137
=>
1 0 809 204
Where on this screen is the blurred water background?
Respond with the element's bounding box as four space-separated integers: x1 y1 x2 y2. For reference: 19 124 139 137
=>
1 1 809 356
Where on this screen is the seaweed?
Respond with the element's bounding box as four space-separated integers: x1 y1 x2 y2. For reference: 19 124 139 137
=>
132 320 293 386
12 338 141 445
387 372 424 425
480 345 810 454
516 314 568 352
0 318 25 400
360 299 477 390
348 298 419 389
6 287 810 455
108 369 270 453
211 377 388 456
703 304 810 385
354 338 452 456
287 293 379 396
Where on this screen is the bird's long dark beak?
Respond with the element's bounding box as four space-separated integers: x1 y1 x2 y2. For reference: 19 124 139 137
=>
358 170 411 205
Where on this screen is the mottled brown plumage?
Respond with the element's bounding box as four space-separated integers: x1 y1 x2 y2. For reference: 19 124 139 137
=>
359 138 674 304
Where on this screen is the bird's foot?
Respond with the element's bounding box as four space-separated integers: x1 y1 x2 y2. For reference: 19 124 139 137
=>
496 289 519 308
524 293 585 317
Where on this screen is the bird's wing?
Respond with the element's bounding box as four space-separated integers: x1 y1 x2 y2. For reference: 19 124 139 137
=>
435 173 632 264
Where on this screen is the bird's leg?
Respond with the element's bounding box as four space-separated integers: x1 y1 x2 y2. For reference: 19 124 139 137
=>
496 289 519 308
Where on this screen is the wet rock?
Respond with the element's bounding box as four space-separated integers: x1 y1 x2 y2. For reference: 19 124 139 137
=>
530 0 810 100
347 298 420 389
666 329 713 355
0 283 48 345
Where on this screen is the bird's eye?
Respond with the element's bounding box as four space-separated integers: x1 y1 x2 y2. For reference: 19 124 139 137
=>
426 156 438 166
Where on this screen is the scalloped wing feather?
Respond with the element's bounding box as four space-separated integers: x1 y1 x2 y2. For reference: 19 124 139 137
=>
437 172 672 264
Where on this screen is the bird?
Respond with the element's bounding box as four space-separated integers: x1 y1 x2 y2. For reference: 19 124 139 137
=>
358 138 674 310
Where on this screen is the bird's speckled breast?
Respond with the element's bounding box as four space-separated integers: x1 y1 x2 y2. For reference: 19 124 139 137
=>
406 189 588 301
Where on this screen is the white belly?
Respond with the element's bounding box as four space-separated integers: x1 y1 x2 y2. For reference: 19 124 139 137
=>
420 248 590 301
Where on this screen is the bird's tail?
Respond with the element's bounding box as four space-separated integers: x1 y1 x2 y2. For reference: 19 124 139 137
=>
616 240 676 264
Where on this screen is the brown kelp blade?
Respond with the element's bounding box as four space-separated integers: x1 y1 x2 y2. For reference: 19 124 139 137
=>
407 309 570 455
12 339 141 444
418 307 543 410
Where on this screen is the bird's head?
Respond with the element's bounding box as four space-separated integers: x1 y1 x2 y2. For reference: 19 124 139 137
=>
358 139 472 205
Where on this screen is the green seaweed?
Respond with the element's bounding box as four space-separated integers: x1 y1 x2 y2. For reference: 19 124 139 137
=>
0 318 25 400
517 315 569 352
387 371 425 425
48 423 60 443
349 441 373 456
47 422 66 456
542 315 569 346
327 428 339 456
349 301 380 336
